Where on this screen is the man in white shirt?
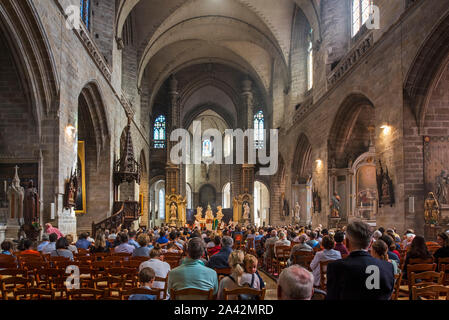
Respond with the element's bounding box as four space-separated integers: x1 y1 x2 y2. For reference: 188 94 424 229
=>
139 246 171 299
114 233 135 254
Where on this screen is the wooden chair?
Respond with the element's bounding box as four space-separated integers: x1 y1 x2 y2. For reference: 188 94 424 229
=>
409 257 434 264
91 276 124 299
274 246 291 275
121 287 164 300
265 244 275 273
14 288 54 300
122 260 141 269
0 255 18 269
103 255 124 267
223 287 266 300
214 268 232 280
412 285 449 300
67 288 105 300
76 256 93 264
77 248 90 256
107 267 138 288
291 251 314 270
410 271 444 290
129 256 150 263
441 263 449 285
0 269 26 280
154 276 169 300
170 288 214 300
391 272 403 300
406 264 437 293
0 277 31 300
319 260 333 290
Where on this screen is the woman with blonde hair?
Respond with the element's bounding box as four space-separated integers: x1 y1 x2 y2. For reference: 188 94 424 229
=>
372 239 400 275
217 250 247 300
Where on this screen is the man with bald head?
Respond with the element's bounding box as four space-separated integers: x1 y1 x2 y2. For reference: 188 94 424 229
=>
277 265 314 300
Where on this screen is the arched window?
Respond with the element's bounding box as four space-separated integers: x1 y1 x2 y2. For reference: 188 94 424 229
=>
80 0 91 30
223 183 231 208
153 115 166 149
352 0 372 37
158 188 165 220
254 111 264 149
202 139 213 158
307 29 314 91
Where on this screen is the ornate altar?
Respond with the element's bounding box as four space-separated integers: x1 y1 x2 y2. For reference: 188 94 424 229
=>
233 193 253 224
165 194 186 227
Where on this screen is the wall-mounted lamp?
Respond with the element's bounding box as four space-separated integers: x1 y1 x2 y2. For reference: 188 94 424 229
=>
65 124 77 139
316 159 323 169
381 125 392 136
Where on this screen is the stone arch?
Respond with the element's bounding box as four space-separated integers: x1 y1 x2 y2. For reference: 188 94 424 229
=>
271 155 287 225
404 11 449 132
328 93 375 168
76 83 112 231
0 0 59 126
291 133 313 184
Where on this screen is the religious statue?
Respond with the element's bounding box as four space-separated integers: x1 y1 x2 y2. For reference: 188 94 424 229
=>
64 170 78 209
424 192 440 225
435 170 449 205
205 204 214 231
377 161 395 207
330 192 341 218
169 202 177 223
243 202 250 220
313 187 321 213
294 202 301 220
195 206 203 222
216 205 224 222
23 180 40 227
7 166 24 224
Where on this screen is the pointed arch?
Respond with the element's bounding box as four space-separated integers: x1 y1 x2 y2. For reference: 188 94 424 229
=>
292 133 313 184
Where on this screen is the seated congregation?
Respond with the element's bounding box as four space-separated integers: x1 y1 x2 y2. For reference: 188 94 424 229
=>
1 221 449 300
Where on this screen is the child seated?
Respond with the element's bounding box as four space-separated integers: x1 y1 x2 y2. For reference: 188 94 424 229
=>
242 254 265 289
129 267 157 301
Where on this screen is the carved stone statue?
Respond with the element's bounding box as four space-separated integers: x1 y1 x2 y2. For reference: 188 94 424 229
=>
7 166 24 224
330 192 341 218
295 202 301 219
243 202 250 220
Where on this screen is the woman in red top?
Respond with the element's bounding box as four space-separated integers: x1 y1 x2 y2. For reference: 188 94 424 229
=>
19 239 40 256
207 236 222 256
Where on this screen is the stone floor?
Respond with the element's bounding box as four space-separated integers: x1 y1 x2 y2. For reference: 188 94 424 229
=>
259 270 278 300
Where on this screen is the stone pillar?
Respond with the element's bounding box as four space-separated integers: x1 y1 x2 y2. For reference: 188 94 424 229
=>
241 78 254 130
166 75 181 196
58 208 77 240
0 225 6 243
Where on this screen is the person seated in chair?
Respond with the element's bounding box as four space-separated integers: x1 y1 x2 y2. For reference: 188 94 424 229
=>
20 239 40 256
434 232 449 266
277 265 314 300
310 236 341 288
51 237 74 261
129 267 157 300
75 233 92 250
206 236 234 269
115 233 135 254
1 240 14 256
37 234 50 252
42 233 58 254
326 221 394 300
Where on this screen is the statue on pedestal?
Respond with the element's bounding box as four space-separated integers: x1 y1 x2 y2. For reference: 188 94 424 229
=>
424 192 440 225
243 202 250 220
294 202 301 222
169 202 178 225
7 166 24 224
205 204 214 231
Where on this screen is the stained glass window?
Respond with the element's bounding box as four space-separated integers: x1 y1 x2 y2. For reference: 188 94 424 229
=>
352 0 372 37
153 115 166 149
80 0 91 30
202 139 213 158
254 111 264 149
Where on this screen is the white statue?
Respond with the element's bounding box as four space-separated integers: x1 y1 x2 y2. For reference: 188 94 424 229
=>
7 166 24 225
216 206 224 222
243 202 250 220
295 202 301 219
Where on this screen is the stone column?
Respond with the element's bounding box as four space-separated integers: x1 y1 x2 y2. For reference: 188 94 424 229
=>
166 75 181 195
